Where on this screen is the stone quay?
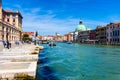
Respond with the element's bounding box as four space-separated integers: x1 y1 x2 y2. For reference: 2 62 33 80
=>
0 42 44 80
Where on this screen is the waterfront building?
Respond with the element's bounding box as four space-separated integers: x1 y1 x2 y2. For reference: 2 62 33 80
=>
73 31 78 43
63 34 68 42
54 33 63 41
63 32 73 42
73 20 91 43
89 29 96 40
73 20 120 45
95 26 106 44
0 0 23 41
106 22 120 45
42 35 54 41
88 29 96 44
78 30 90 43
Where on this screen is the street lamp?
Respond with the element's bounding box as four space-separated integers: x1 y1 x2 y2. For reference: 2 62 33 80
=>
6 32 9 49
6 32 9 41
34 31 38 45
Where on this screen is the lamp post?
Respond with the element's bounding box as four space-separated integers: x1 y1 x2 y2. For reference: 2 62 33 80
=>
6 32 9 49
6 32 9 41
34 31 38 45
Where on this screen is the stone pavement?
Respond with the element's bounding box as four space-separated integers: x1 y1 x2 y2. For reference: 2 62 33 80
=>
0 43 42 79
0 43 4 51
0 42 22 52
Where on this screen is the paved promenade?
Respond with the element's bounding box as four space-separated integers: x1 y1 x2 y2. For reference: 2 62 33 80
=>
0 43 4 51
0 42 19 52
0 42 43 79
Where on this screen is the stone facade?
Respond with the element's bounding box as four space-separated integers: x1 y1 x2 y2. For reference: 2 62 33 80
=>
89 30 96 40
95 26 106 44
78 30 90 43
0 0 23 41
106 22 120 45
63 32 73 42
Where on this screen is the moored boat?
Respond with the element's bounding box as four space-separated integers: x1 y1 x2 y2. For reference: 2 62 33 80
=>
49 41 56 46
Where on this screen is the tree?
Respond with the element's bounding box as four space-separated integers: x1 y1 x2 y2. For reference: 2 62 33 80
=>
23 34 29 37
22 34 30 41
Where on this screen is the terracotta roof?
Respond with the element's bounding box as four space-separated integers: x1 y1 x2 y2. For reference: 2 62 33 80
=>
4 10 23 18
5 10 13 12
106 22 120 26
114 22 120 24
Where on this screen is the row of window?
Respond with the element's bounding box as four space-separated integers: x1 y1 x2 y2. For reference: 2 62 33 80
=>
2 27 18 34
7 18 15 22
110 30 120 37
110 38 120 42
6 14 16 18
2 35 17 40
107 25 120 29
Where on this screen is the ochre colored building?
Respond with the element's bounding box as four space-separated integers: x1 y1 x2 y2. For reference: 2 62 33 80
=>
0 0 23 41
63 33 73 42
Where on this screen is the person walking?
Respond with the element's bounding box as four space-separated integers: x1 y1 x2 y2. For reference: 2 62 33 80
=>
2 40 6 48
6 40 10 49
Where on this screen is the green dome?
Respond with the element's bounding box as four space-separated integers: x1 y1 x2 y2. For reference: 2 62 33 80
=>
75 24 86 31
75 20 91 31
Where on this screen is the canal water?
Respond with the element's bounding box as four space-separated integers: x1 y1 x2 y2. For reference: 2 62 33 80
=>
36 43 120 80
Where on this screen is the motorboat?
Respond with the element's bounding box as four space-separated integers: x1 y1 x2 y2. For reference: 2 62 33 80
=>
67 42 72 44
49 42 56 46
41 40 49 44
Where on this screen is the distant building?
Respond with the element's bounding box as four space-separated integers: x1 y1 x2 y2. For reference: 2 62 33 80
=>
95 26 106 44
106 22 120 45
89 29 96 40
63 34 67 41
63 32 73 42
54 33 63 41
0 0 23 41
73 20 91 43
22 32 34 39
42 35 54 41
72 19 120 45
78 30 90 43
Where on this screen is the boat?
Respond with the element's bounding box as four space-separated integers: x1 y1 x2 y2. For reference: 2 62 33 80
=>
49 42 56 46
41 40 49 44
67 42 72 44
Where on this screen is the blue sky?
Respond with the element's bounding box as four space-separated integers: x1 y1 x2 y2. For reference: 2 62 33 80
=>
2 0 120 35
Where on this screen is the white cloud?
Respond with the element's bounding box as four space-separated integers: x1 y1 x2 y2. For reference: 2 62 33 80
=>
3 4 109 35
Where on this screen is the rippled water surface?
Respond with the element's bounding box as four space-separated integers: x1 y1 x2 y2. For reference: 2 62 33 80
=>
36 43 120 80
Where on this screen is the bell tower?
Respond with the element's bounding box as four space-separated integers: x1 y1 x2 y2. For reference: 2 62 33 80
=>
0 0 2 20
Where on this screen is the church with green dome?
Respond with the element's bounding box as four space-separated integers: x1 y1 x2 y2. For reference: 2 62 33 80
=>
75 20 91 31
73 20 91 43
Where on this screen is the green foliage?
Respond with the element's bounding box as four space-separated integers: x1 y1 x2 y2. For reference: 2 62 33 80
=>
22 34 31 41
23 34 29 37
